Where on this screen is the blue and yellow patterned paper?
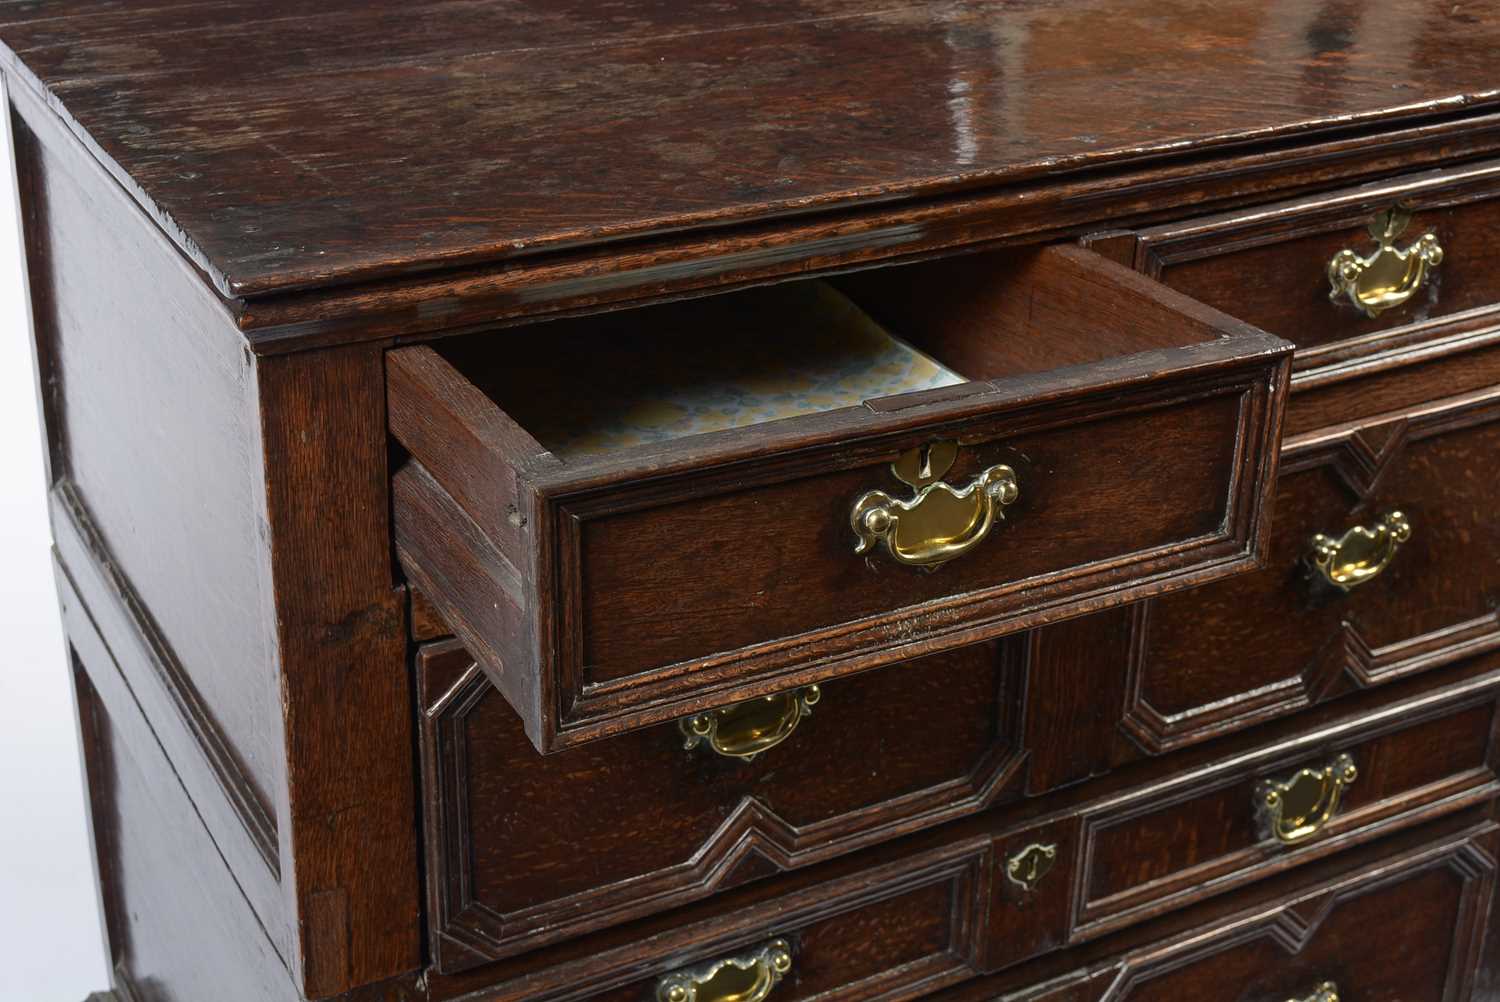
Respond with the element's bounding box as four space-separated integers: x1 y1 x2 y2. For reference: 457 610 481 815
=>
489 281 964 459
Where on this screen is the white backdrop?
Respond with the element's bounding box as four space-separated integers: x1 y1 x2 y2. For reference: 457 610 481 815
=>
0 122 113 998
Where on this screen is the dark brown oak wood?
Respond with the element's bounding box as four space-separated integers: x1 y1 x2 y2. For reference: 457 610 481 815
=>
8 4 1500 1001
408 586 452 643
1 0 1498 301
68 558 431 1002
1075 696 1500 941
418 637 1026 971
256 345 420 996
10 83 282 828
62 578 304 1002
1019 608 1135 796
51 485 285 962
934 811 1498 1002
392 245 1291 752
5 48 420 1002
1126 158 1500 366
1087 163 1500 438
1120 385 1500 759
1284 307 1500 437
410 641 1500 997
232 109 1500 353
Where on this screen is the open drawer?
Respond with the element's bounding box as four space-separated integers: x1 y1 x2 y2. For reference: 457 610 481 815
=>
389 245 1292 751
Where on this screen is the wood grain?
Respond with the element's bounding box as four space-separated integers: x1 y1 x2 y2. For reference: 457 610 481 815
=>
418 638 1023 970
428 832 995 1002
10 5 1500 998
62 578 303 1002
10 80 283 824
935 813 1498 1002
1133 158 1500 362
417 654 1500 999
392 245 1290 751
2 1 1500 300
1080 699 1498 937
1125 388 1500 756
255 345 419 995
234 108 1500 353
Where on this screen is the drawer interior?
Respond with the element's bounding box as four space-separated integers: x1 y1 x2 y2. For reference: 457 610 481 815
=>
427 245 1253 463
437 281 962 459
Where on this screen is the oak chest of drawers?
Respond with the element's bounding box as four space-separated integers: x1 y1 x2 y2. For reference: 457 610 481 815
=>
7 3 1500 1001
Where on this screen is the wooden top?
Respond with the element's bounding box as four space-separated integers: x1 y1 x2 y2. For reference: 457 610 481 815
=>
3 0 1500 300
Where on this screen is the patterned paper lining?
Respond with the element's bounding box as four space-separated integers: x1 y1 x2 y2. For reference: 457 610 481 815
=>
487 280 965 458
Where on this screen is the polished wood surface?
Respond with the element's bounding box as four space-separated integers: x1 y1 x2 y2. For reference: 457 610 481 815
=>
2 1 1500 304
7 57 419 1002
1078 697 1498 938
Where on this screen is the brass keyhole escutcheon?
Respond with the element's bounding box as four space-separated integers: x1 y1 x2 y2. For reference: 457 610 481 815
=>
1327 206 1443 318
851 440 1018 569
1287 982 1340 1002
1006 842 1058 892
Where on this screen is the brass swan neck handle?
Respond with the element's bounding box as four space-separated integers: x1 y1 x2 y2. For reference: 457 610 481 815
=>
1310 511 1411 592
1258 754 1358 845
680 687 820 761
1328 206 1442 319
655 939 793 1002
851 441 1018 569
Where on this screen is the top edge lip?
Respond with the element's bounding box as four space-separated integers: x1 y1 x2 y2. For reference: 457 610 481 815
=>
216 92 1500 300
5 19 1498 309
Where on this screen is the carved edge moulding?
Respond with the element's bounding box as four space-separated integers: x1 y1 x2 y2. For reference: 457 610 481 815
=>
1120 387 1500 755
419 640 1026 970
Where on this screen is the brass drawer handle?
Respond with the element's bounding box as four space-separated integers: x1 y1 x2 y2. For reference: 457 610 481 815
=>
852 441 1018 569
1288 982 1340 1002
680 687 820 761
656 939 793 1002
1258 753 1357 845
1310 511 1411 592
1327 206 1442 318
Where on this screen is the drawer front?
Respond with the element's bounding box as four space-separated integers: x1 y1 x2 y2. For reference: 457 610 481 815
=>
578 872 977 1002
423 646 1500 983
948 814 1499 1002
392 245 1290 753
419 636 1026 972
970 659 1500 973
1119 159 1500 368
430 833 997 1002
1074 685 1499 938
1125 388 1500 754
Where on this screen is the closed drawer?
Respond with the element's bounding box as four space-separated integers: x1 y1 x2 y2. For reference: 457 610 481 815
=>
426 830 999 1002
943 810 1499 1002
419 642 1500 981
1114 159 1500 370
391 244 1290 752
1069 661 1500 940
976 653 1500 970
418 635 1026 972
1122 385 1500 755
